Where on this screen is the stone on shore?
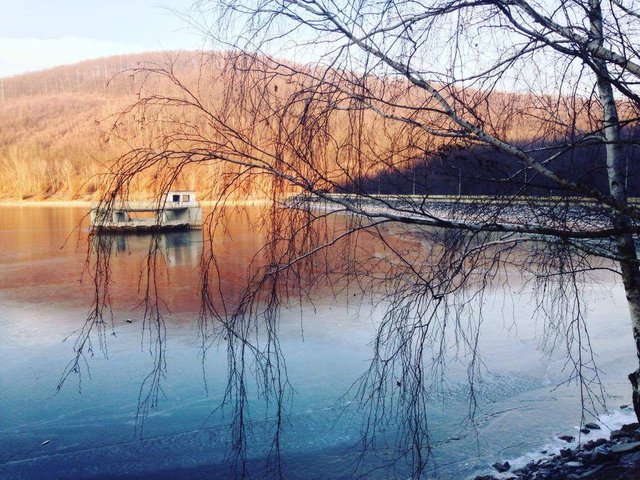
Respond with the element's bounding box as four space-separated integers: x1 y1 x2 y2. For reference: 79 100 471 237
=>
492 461 510 473
475 422 640 479
610 441 640 454
620 422 639 432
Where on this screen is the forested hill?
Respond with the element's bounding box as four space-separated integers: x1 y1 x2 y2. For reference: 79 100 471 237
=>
1 52 638 200
0 52 213 200
350 139 640 198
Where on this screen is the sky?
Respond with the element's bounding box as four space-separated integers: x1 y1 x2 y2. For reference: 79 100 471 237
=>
0 0 203 77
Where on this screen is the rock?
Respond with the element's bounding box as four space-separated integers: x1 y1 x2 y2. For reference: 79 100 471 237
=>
492 461 510 473
474 476 495 480
559 435 575 443
582 458 595 467
621 404 629 409
590 447 612 465
525 460 538 471
560 448 573 458
537 467 552 476
565 461 582 468
578 451 592 464
540 449 547 454
620 450 640 466
580 428 590 434
621 422 640 432
593 438 608 447
576 464 606 478
610 441 640 454
585 422 601 430
610 429 633 440
562 470 581 479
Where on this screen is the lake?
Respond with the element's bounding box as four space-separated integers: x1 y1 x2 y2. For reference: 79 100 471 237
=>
0 205 637 479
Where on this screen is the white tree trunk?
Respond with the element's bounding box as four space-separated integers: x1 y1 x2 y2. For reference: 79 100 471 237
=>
591 0 640 421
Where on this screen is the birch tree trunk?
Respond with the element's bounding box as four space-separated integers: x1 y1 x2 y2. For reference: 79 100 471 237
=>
590 0 640 421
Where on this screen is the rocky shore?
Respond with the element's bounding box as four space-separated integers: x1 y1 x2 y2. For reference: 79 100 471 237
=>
475 415 640 479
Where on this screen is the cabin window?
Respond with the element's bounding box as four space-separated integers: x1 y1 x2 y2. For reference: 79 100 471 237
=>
172 194 180 202
182 194 190 202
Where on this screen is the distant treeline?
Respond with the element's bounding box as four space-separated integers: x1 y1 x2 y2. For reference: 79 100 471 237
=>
0 52 225 200
2 51 639 201
340 132 640 197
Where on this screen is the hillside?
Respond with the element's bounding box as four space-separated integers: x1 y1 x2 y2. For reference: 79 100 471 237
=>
0 52 216 200
0 51 634 200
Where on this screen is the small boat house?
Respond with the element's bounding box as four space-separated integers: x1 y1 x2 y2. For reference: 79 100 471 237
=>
90 191 202 232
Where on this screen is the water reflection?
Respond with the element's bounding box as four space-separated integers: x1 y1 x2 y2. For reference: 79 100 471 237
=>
0 206 637 479
108 231 202 267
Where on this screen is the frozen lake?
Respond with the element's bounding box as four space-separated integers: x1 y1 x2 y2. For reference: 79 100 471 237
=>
0 205 637 479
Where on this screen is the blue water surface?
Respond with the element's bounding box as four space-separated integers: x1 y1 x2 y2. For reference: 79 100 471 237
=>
0 205 636 479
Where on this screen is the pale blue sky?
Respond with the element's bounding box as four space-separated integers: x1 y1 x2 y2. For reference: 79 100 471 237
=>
0 0 203 77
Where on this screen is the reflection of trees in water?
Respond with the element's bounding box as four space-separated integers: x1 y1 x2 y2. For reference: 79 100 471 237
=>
109 231 202 266
63 204 615 477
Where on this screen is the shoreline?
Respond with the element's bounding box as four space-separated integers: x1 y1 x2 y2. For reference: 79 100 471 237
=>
0 199 276 207
0 199 92 207
475 407 640 479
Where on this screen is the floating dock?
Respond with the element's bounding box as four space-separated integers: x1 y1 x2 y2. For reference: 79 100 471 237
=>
90 191 202 233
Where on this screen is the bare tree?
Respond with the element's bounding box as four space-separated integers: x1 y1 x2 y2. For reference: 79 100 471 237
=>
62 0 640 477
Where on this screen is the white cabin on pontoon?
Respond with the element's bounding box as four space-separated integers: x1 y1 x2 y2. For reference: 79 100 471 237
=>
90 190 202 232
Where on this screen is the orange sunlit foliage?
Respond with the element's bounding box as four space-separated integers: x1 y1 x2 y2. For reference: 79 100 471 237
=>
0 50 612 200
0 52 216 200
